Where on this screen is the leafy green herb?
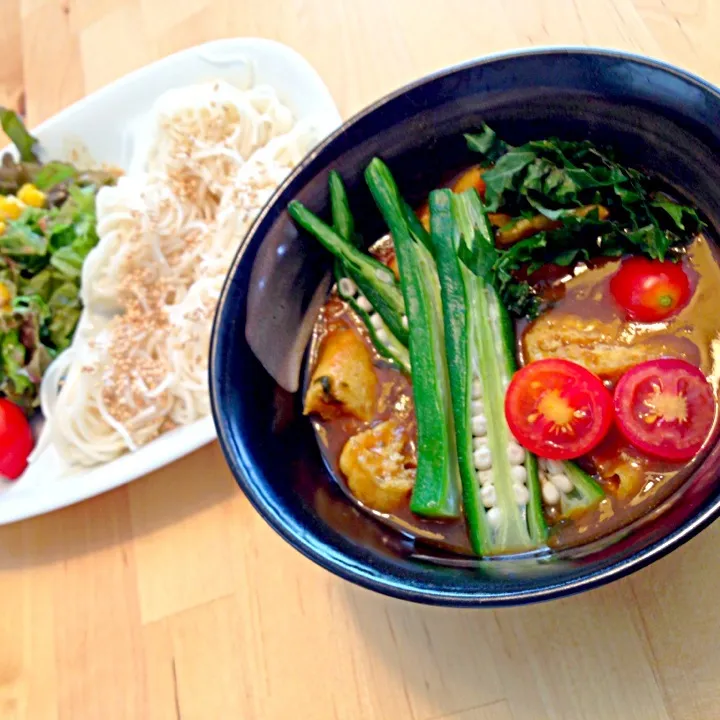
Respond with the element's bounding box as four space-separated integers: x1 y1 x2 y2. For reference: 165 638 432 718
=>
464 123 508 162
465 124 705 316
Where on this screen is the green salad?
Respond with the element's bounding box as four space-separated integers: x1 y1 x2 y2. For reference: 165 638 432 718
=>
0 108 117 410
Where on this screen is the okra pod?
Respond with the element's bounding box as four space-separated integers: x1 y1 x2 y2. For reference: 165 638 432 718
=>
288 200 409 345
335 266 411 373
328 173 410 373
428 189 491 553
365 158 461 518
538 459 605 517
329 170 357 246
434 187 546 552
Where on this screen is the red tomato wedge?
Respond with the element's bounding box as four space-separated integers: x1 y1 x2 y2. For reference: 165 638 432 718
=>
505 359 614 460
609 257 691 322
0 399 33 480
613 358 716 461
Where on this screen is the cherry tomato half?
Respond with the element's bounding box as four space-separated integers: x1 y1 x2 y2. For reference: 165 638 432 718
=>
0 399 33 480
505 359 614 460
609 256 691 322
614 358 715 461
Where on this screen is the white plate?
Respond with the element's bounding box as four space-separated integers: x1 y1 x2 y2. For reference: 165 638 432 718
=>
0 38 342 524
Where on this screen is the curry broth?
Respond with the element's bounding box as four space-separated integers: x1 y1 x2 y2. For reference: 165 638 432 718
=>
308 295 476 555
524 236 720 548
306 234 720 557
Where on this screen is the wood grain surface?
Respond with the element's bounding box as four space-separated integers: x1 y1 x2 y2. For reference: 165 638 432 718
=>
1 1 719 718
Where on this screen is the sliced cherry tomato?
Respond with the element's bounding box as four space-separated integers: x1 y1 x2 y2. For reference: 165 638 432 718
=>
613 358 715 461
609 256 691 322
0 399 33 480
505 359 614 460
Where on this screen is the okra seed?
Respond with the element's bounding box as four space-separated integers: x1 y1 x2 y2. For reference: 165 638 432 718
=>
477 469 493 486
480 484 497 508
471 415 487 436
370 313 384 330
545 459 564 475
338 278 356 296
473 446 492 470
507 442 525 466
510 465 527 485
375 268 394 284
513 483 530 505
376 328 389 344
473 436 489 451
401 315 408 330
542 481 561 506
471 400 484 415
356 295 372 312
486 507 502 529
471 379 483 399
550 473 574 494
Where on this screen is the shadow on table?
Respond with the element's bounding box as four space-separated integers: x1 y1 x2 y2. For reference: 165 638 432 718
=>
338 528 717 719
0 441 239 569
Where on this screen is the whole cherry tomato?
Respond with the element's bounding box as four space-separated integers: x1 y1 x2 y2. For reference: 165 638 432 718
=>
610 257 691 322
0 398 33 480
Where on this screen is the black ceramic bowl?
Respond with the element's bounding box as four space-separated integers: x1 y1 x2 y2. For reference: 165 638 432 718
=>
210 48 720 606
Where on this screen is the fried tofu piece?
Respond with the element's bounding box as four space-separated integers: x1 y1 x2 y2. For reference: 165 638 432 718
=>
339 419 415 512
523 313 689 379
304 328 377 420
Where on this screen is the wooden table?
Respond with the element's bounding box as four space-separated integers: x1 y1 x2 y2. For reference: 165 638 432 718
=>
1 1 719 718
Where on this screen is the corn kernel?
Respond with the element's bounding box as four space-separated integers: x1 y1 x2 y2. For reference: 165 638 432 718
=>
17 183 45 208
0 282 11 309
0 195 24 220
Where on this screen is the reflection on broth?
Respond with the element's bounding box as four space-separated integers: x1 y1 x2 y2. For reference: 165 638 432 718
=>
291 125 720 561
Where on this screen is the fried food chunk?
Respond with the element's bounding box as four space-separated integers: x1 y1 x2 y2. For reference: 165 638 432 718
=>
304 328 377 420
523 313 690 378
339 419 415 512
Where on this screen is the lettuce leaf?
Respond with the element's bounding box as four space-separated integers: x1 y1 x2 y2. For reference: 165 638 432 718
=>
0 170 107 406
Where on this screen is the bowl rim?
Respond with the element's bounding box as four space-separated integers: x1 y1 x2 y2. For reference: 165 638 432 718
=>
211 45 720 606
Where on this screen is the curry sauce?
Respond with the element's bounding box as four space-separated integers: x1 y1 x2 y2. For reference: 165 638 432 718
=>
306 235 720 557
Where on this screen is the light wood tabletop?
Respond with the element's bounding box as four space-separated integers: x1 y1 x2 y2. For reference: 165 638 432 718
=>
1 1 719 718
